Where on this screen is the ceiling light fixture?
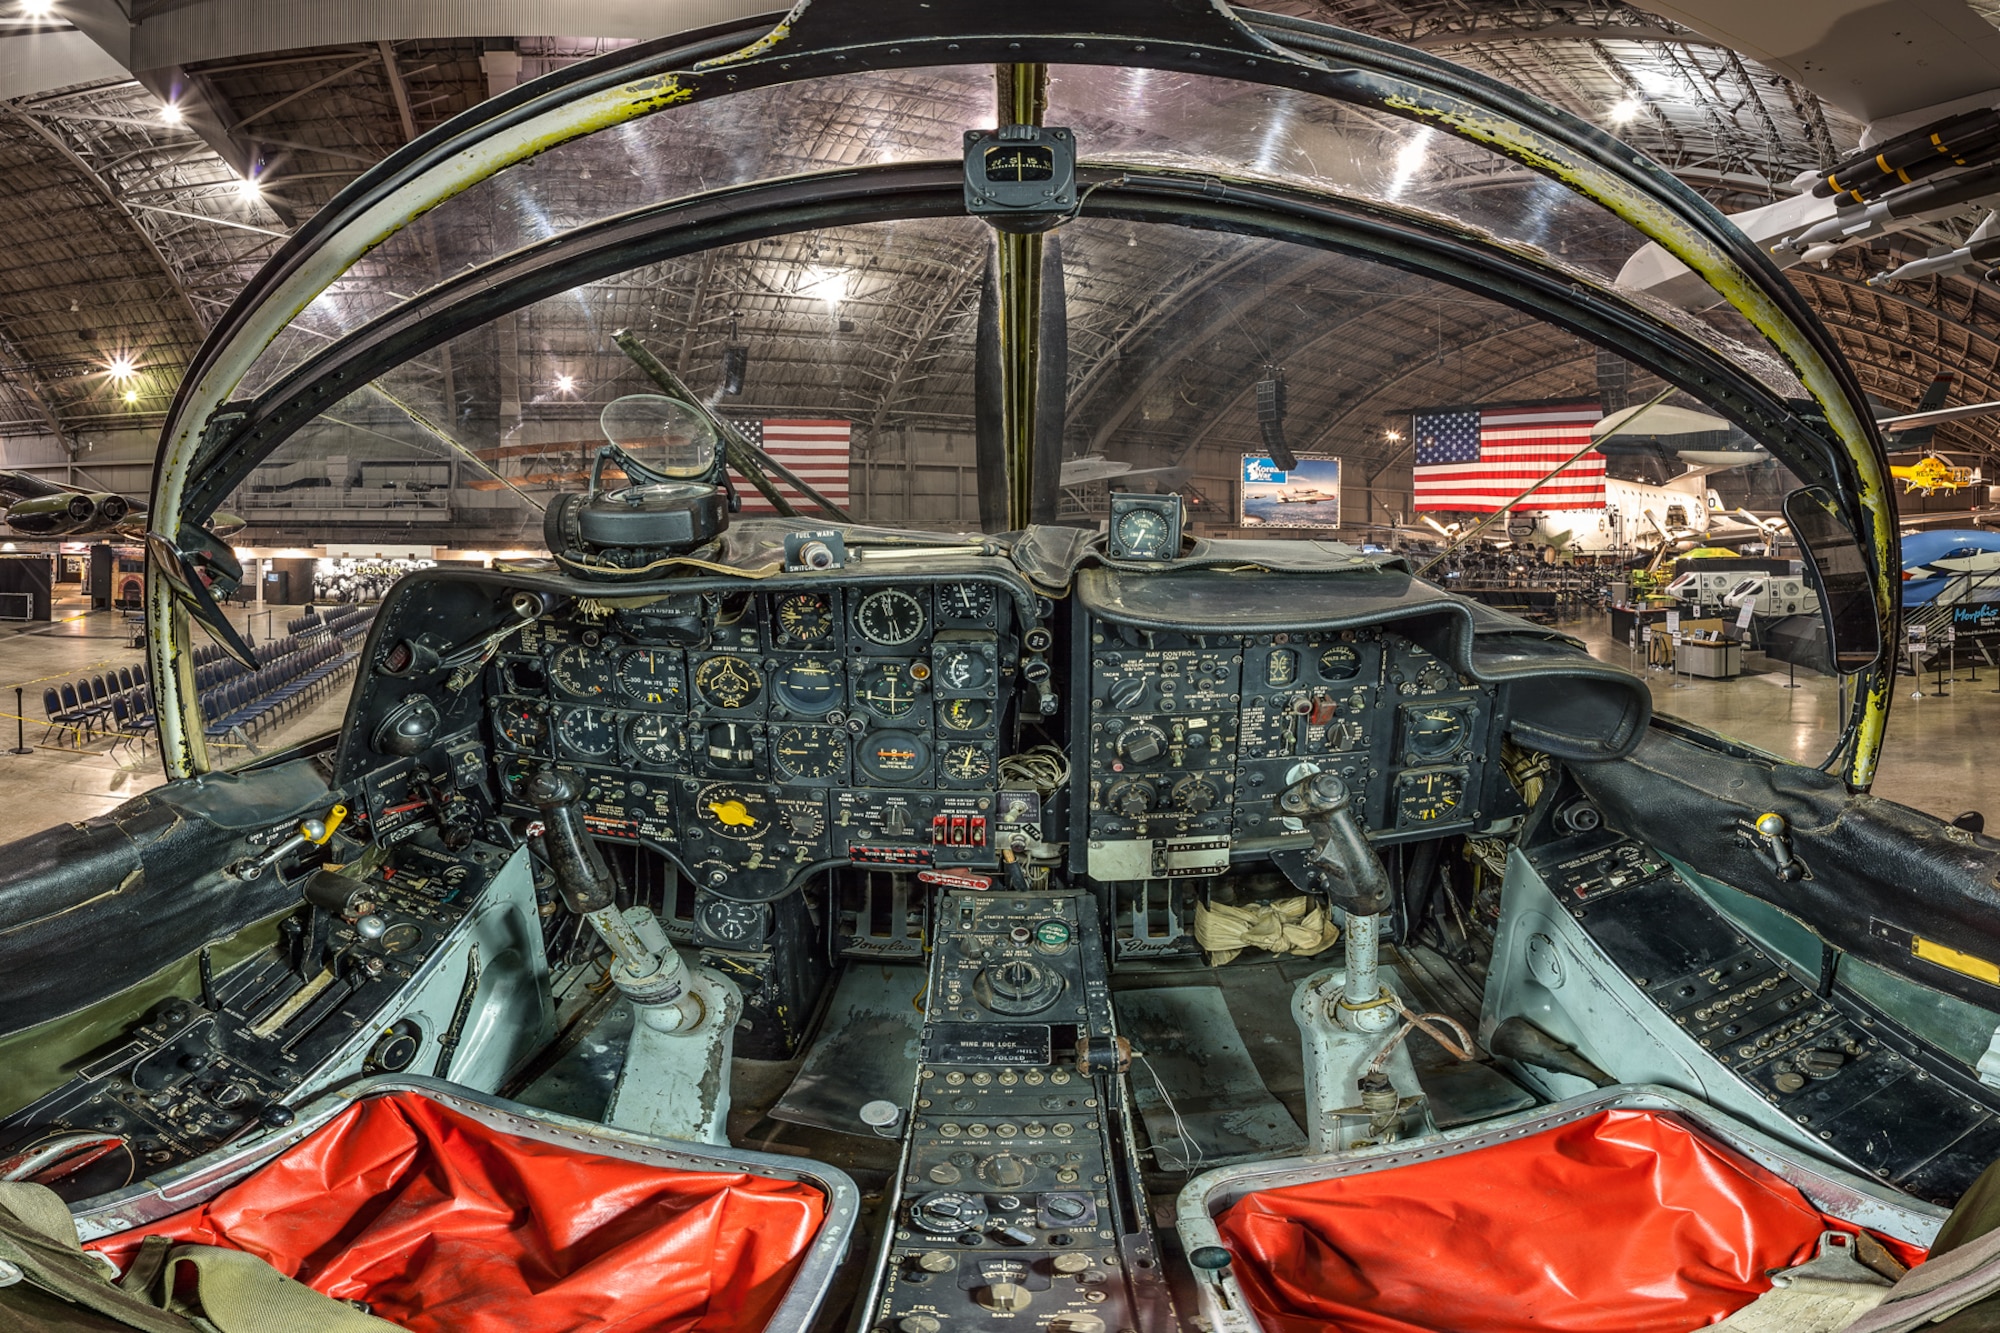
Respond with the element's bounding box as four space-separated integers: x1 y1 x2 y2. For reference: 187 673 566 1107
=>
1384 428 1403 443
1608 97 1644 125
122 388 138 404
19 0 52 18
236 173 261 201
160 101 182 125
554 374 576 394
106 354 136 381
799 266 848 308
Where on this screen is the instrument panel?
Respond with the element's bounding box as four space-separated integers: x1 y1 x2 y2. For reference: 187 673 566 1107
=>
1075 618 1499 878
485 577 1023 902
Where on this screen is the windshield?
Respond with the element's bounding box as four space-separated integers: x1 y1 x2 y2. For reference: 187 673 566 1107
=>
154 3 1899 785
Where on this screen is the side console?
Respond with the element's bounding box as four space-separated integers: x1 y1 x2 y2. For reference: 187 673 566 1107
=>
1485 825 2000 1202
867 891 1173 1333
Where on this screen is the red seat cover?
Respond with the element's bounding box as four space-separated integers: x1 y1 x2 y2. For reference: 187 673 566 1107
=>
89 1092 826 1333
1215 1108 1914 1333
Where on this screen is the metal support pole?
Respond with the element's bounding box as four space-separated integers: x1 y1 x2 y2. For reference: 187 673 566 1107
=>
10 686 29 754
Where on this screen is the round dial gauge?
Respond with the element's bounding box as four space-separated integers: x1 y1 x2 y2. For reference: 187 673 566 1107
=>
942 743 993 782
1114 508 1170 557
935 646 991 692
773 726 847 781
773 592 836 646
1397 769 1464 825
1403 704 1469 759
773 656 841 714
693 655 764 711
626 715 683 767
856 663 921 719
615 648 682 706
556 706 617 758
939 582 995 620
939 697 992 732
1318 645 1362 681
548 644 615 697
855 588 926 647
696 783 772 840
494 703 546 751
856 729 932 784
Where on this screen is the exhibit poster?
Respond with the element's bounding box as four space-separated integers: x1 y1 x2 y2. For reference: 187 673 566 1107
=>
1240 453 1341 528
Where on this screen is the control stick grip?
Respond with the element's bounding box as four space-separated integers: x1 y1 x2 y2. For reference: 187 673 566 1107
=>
1285 773 1391 916
526 767 617 915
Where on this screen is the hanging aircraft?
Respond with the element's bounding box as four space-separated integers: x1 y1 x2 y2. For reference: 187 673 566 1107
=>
1892 454 1980 495
1620 1 2000 306
0 471 141 538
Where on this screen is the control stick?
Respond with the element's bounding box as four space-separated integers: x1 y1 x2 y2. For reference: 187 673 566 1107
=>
527 767 701 1029
1280 771 1396 1034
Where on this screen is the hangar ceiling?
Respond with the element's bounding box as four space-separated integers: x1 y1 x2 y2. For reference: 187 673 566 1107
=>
0 0 1993 518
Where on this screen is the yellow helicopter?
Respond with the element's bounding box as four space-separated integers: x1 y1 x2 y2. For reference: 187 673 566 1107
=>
1891 453 1979 495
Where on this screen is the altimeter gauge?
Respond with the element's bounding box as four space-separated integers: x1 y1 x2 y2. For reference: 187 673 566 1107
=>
626 715 683 767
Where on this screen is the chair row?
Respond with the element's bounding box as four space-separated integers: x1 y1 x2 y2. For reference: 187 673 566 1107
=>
42 665 150 744
198 637 357 745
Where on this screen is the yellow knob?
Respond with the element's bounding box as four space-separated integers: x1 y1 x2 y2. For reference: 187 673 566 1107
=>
708 799 757 828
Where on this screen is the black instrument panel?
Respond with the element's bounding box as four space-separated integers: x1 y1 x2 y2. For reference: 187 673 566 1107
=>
485 576 1024 899
1076 617 1500 859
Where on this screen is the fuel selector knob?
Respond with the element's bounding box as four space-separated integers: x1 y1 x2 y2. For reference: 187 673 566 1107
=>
977 1283 1033 1313
909 1190 989 1234
978 958 1063 1016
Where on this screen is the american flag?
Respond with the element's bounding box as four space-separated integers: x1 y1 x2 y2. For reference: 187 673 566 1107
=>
1411 401 1604 513
727 419 851 516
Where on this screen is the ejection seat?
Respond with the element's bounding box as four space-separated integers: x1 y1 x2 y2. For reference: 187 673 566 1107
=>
3 1076 856 1333
1176 1085 1954 1333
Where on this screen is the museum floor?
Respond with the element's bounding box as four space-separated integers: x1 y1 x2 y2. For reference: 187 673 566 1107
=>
0 602 1984 846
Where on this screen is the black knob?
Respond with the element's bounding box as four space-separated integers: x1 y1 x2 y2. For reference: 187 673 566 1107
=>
260 1104 296 1128
1189 1246 1233 1273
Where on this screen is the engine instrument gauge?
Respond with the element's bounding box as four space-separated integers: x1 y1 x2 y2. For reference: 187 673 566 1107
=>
1112 508 1170 558
626 715 683 767
556 706 617 758
548 644 614 697
935 645 991 692
939 582 995 620
693 655 764 711
854 588 926 647
615 648 683 706
772 726 847 781
856 662 921 719
1401 703 1470 760
939 697 992 732
696 783 771 840
772 656 841 714
494 703 546 751
1396 768 1465 825
856 729 931 784
773 592 836 646
941 743 992 782
1318 645 1362 681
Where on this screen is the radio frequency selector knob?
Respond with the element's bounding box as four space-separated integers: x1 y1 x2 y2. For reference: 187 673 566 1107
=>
915 1250 957 1274
909 1190 989 1234
899 1317 941 1333
978 1283 1033 1313
986 1153 1026 1188
1050 1315 1106 1333
1042 1193 1089 1222
1107 779 1156 818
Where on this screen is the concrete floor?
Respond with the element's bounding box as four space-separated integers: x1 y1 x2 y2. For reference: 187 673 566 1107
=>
0 599 1976 847
0 593 353 844
1573 615 1988 824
